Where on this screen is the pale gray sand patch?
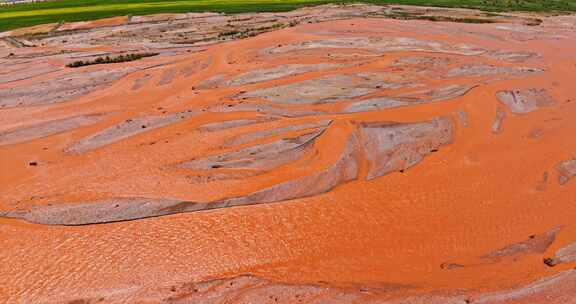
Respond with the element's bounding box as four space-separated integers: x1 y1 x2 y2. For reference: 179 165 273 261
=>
343 97 411 113
195 74 226 89
0 63 60 85
457 110 468 127
486 50 539 62
197 117 277 132
224 120 331 147
67 110 195 153
265 37 486 57
343 84 475 114
0 67 138 108
227 63 342 87
180 129 323 171
556 159 576 185
157 68 177 86
239 74 375 104
0 113 105 146
359 117 453 180
131 74 152 90
491 107 506 134
496 88 555 114
551 241 576 264
446 64 543 78
237 72 412 105
481 227 560 259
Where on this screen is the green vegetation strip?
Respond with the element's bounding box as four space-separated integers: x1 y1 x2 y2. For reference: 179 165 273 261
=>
66 52 159 67
0 0 574 32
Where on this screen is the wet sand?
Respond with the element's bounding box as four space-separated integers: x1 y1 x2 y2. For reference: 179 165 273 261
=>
1 5 576 304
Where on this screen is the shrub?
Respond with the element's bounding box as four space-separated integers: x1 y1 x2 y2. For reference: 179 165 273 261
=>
66 52 159 68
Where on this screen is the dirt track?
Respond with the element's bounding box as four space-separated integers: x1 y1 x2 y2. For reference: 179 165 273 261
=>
1 4 576 304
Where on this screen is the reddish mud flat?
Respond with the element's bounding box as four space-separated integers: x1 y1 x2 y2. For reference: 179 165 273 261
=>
1 4 576 304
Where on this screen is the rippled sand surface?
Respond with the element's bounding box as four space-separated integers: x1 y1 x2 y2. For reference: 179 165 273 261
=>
1 5 576 303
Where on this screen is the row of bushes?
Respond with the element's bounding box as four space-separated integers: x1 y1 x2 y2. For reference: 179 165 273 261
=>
217 22 294 40
66 52 159 68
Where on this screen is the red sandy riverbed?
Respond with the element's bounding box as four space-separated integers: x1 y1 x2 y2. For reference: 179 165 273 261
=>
0 6 576 303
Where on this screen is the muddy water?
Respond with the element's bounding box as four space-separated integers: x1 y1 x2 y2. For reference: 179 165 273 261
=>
1 15 576 303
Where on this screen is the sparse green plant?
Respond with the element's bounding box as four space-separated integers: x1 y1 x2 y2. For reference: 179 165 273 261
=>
66 52 159 68
218 30 240 37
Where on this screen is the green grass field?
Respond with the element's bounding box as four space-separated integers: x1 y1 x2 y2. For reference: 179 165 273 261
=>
0 0 575 32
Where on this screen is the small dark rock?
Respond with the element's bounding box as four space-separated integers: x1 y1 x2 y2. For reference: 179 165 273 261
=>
440 262 465 270
543 257 557 267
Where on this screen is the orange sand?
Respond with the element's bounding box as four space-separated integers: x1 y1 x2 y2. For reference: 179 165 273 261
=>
1 12 576 303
